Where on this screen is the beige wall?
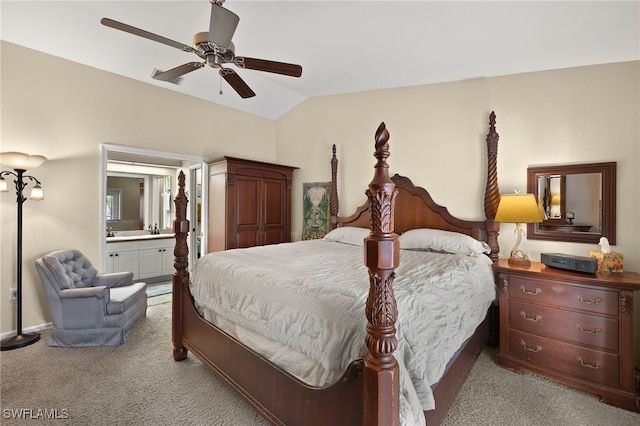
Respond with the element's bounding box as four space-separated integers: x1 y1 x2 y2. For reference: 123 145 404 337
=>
275 60 639 365
276 61 639 272
1 41 275 333
2 41 639 364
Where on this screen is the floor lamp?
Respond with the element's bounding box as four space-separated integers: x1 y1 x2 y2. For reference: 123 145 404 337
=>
0 152 47 351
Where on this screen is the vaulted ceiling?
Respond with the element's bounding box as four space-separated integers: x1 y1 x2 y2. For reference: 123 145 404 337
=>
2 1 639 119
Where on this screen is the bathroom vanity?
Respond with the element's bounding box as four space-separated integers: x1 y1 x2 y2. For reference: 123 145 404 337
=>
106 234 175 282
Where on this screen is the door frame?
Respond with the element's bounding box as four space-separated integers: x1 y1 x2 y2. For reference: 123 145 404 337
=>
101 144 208 273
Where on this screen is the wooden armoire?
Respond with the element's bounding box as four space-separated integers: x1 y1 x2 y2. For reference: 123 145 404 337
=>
207 157 298 252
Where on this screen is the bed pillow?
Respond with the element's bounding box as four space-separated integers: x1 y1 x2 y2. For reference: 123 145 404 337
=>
322 227 370 246
399 228 491 256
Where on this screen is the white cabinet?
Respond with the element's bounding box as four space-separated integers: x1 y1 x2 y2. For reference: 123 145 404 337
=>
106 237 175 281
138 239 174 279
161 244 174 276
139 247 162 279
106 241 140 279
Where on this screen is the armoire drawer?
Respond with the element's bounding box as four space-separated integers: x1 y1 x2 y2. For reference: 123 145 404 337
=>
509 299 619 351
509 329 620 388
508 275 618 315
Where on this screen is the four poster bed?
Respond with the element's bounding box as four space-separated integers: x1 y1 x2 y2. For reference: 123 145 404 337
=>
172 112 502 425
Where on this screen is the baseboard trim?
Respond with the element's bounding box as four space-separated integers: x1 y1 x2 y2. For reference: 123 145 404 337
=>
1 323 52 340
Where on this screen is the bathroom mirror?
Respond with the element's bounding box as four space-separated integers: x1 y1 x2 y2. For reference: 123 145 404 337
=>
527 162 616 244
106 150 194 234
102 144 208 270
106 170 173 232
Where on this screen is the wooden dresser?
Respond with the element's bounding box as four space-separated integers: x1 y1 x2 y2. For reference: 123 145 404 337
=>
494 259 640 412
207 157 297 252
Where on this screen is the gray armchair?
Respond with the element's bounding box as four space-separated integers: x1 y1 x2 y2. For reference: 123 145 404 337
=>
35 249 147 347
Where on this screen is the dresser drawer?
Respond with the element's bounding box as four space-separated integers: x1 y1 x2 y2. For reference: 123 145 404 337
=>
509 300 619 351
495 260 640 412
510 329 620 387
508 275 618 315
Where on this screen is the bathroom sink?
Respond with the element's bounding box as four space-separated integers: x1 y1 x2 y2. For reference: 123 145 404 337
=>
106 234 175 242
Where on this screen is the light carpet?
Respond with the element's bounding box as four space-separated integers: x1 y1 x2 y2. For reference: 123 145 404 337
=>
1 297 638 425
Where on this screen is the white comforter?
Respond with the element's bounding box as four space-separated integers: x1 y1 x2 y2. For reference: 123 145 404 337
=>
190 239 495 426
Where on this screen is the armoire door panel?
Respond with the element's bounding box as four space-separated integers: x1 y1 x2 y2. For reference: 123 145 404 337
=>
262 179 285 226
236 177 260 226
235 227 259 248
263 228 284 245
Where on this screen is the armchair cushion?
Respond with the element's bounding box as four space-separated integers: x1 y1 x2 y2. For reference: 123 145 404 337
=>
107 282 146 315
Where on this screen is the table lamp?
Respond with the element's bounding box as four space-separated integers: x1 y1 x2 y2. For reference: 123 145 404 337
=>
495 193 545 266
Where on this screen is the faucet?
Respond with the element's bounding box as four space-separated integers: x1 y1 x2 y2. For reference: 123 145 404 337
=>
148 224 160 235
106 227 115 237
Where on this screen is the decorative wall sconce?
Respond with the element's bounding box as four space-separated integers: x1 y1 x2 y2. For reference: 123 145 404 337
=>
0 152 47 351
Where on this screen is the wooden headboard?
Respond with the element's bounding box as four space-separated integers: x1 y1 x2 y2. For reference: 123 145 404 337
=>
338 174 489 241
330 111 501 261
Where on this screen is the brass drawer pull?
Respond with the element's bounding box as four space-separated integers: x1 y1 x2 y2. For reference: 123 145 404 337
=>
520 285 541 296
576 323 601 334
576 295 601 305
520 339 542 353
520 311 542 322
576 356 600 369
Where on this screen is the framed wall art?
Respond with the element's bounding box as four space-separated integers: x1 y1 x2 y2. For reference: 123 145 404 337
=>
302 182 331 240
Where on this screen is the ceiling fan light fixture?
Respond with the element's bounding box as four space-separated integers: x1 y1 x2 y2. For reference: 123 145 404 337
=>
101 1 302 99
193 32 233 58
193 32 209 48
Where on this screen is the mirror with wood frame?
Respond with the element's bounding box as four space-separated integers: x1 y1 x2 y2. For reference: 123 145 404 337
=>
526 162 616 244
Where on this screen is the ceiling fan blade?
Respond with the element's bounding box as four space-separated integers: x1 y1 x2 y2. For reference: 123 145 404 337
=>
219 68 255 98
234 57 302 78
153 62 205 82
101 18 195 53
209 3 239 49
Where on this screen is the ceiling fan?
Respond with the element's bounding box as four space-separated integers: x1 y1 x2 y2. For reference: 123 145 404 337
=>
101 0 302 98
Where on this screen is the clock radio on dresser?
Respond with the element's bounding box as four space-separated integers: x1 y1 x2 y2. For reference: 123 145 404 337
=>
540 252 598 274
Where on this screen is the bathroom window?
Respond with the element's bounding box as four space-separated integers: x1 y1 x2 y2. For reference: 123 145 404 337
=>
106 188 122 221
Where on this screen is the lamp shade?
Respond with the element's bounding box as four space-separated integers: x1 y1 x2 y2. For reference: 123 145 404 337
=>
30 184 44 200
0 152 47 170
495 193 545 224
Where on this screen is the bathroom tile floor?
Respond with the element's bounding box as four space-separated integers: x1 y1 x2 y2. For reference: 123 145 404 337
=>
146 282 172 298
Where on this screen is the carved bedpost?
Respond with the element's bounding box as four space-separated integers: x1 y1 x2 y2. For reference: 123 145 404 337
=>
484 111 501 262
172 170 190 361
330 144 339 230
363 123 400 426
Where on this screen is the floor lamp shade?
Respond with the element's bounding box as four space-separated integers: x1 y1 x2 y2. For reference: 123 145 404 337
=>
495 193 545 266
0 151 47 351
0 152 47 171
